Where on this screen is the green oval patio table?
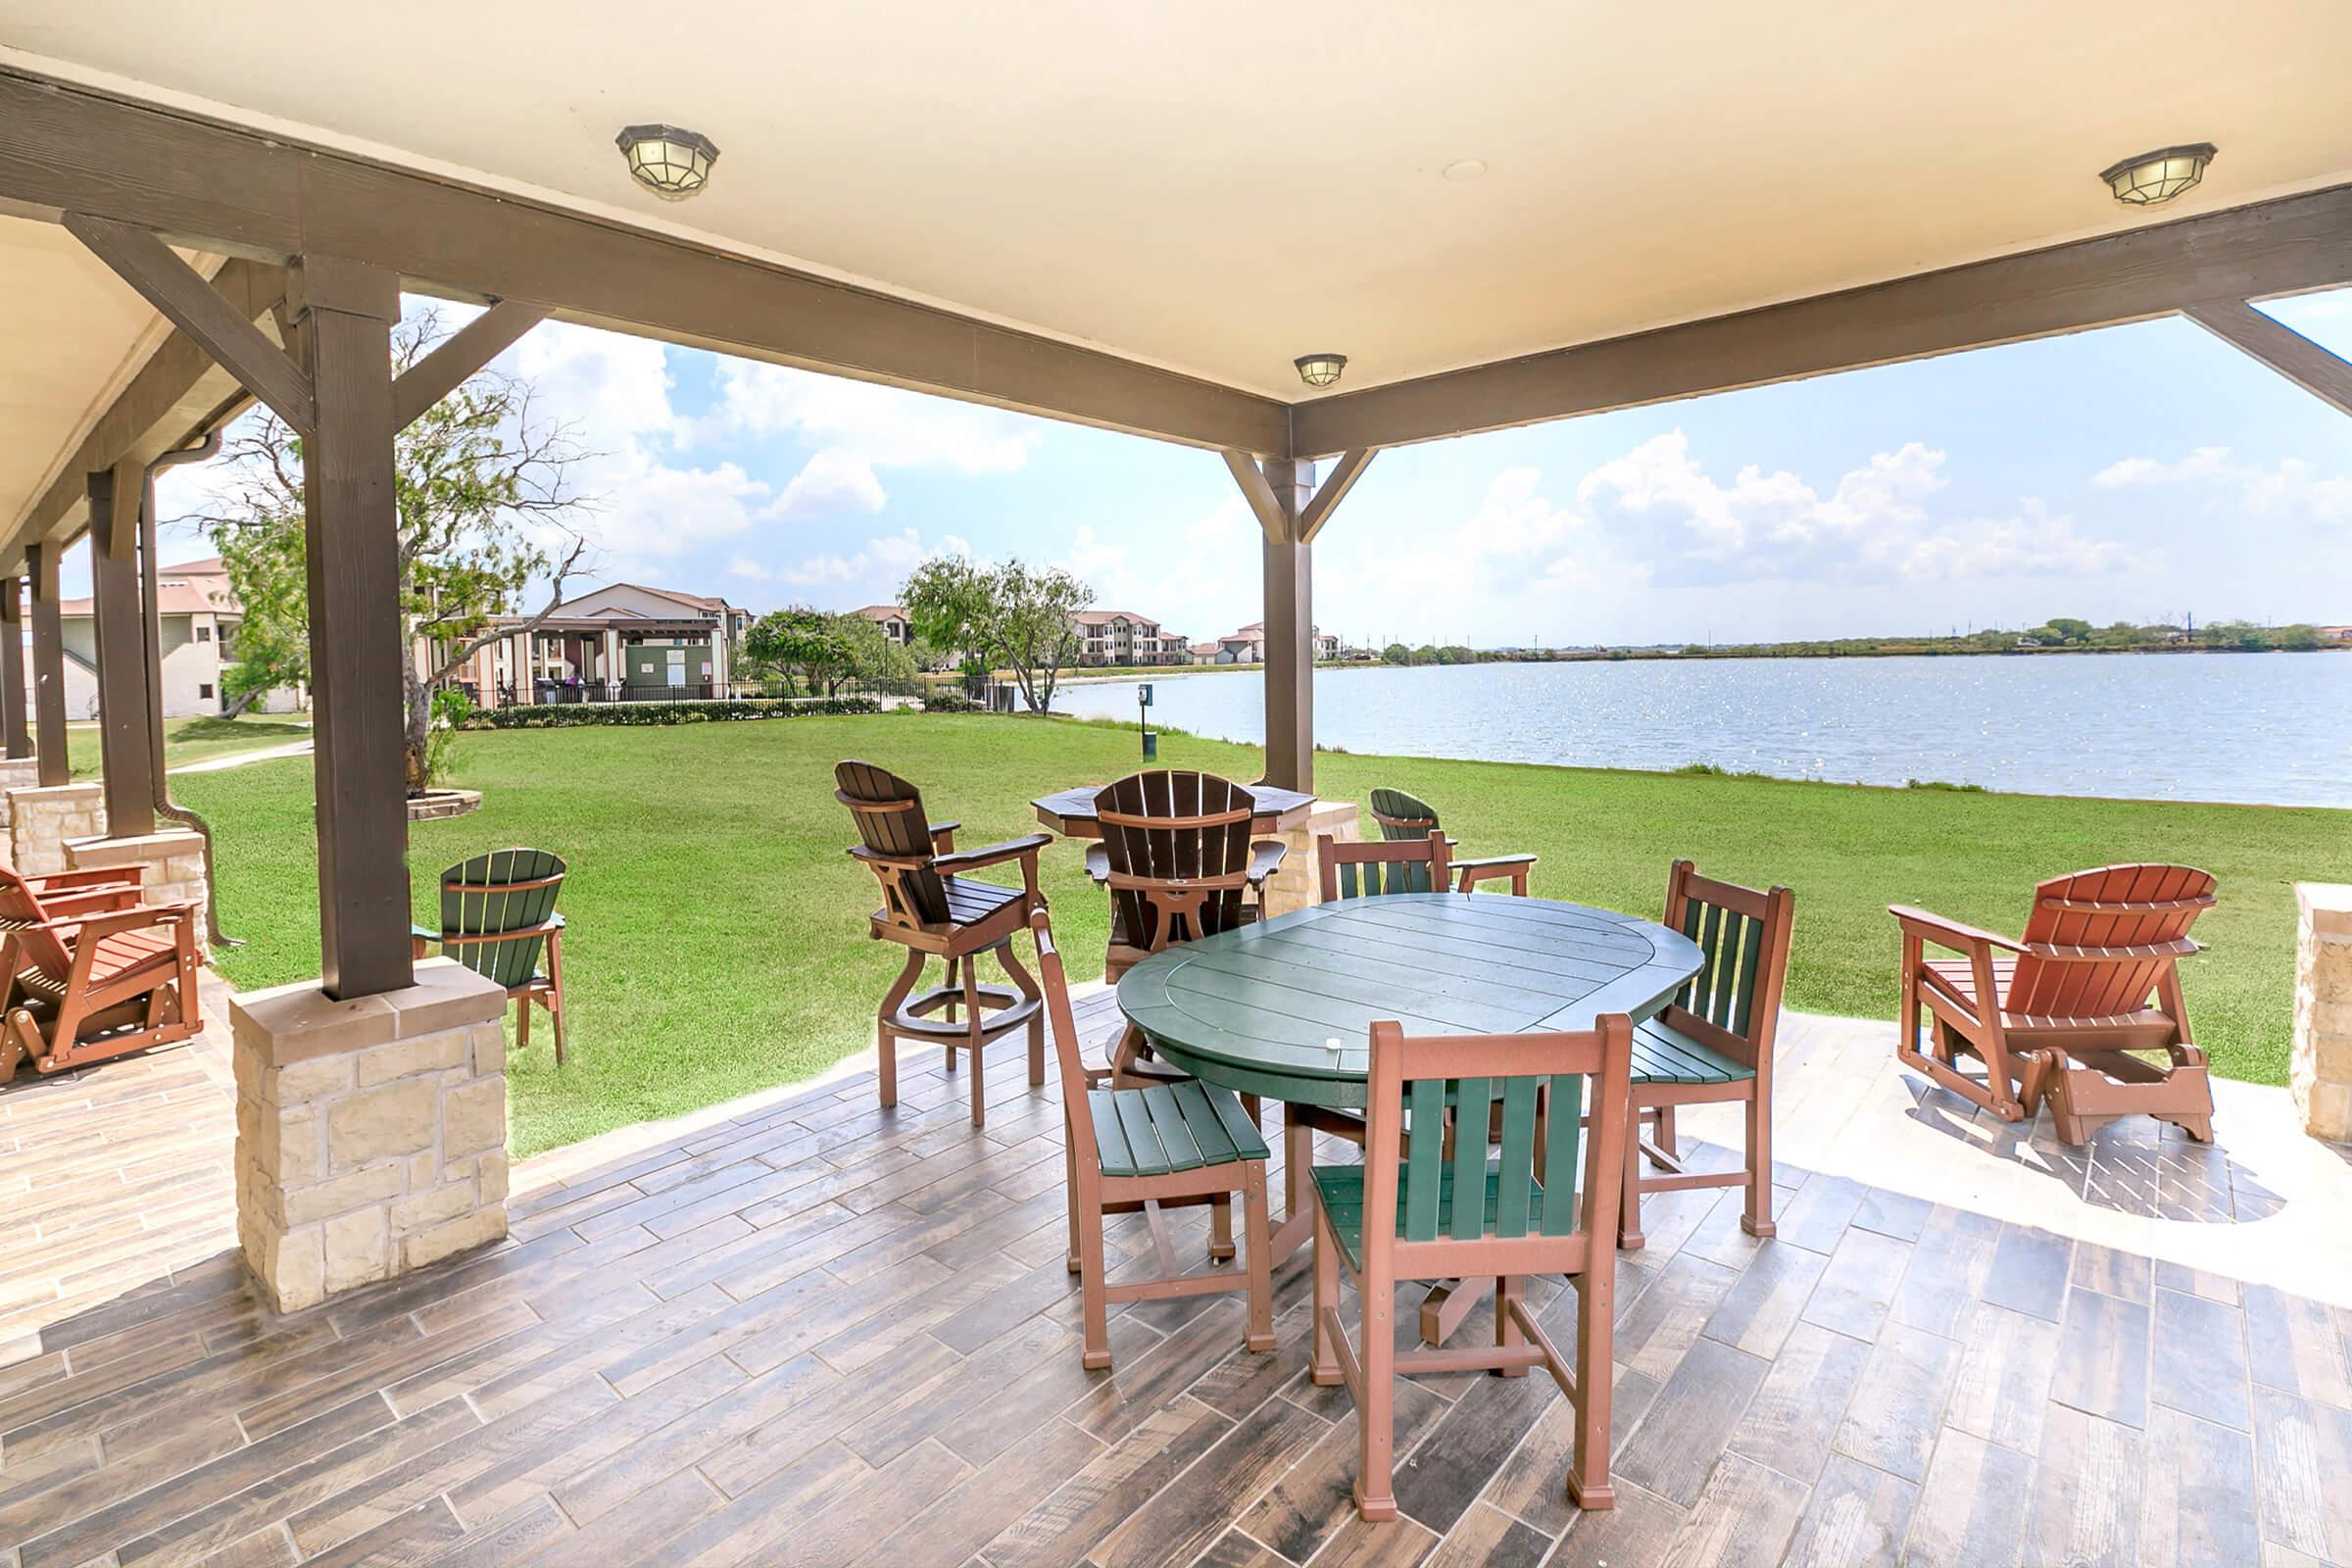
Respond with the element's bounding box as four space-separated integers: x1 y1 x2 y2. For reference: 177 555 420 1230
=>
1115 891 1705 1265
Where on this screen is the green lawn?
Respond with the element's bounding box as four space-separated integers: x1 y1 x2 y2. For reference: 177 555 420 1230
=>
67 715 313 777
174 713 2351 1158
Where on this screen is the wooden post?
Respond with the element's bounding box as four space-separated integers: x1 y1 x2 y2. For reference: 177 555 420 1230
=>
88 462 157 839
0 575 28 759
291 256 413 1000
27 543 70 788
1260 459 1315 794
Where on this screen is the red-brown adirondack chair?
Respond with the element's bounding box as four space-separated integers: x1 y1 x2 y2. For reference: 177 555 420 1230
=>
0 863 203 1081
837 760 1053 1127
1891 863 2217 1144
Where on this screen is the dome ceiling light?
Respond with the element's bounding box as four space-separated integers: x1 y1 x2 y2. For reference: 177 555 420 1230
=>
1294 353 1348 389
2098 142 2216 207
616 123 721 200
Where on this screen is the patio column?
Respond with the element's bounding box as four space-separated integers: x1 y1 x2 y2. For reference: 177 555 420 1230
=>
26 542 68 787
86 461 157 840
603 627 619 693
1 575 28 759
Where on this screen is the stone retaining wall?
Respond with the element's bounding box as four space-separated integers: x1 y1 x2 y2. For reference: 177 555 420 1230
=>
2292 883 2352 1144
232 959 511 1313
66 826 212 957
0 757 37 829
1261 798 1362 917
7 781 104 875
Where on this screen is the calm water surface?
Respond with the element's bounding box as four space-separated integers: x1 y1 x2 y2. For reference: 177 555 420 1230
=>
1056 655 2352 808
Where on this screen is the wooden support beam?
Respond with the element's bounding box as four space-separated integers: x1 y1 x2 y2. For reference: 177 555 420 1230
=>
1262 522 1314 795
1291 183 2352 456
1 72 1288 457
87 464 157 838
2 259 286 572
26 544 69 788
64 215 316 436
2182 301 2352 417
1298 448 1377 543
1223 450 1295 543
293 255 413 1000
391 300 548 429
0 577 27 760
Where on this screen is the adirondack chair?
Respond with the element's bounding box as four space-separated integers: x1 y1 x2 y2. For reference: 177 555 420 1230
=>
0 864 203 1081
838 760 1054 1128
1089 769 1284 1090
1318 830 1451 903
1369 787 1537 896
1891 862 2217 1144
1620 861 1795 1250
1311 1013 1635 1518
410 849 570 1065
1032 907 1274 1371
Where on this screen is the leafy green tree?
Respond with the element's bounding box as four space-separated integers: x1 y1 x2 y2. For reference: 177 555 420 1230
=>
1381 643 1410 665
903 556 997 693
186 310 595 790
899 556 1093 711
1411 644 1438 665
746 607 855 695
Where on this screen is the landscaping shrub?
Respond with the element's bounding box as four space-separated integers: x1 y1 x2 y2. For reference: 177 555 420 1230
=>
461 697 879 729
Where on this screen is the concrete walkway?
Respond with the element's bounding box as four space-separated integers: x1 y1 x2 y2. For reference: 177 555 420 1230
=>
167 736 314 773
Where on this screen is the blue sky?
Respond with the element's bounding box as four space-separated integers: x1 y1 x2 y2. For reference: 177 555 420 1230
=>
148 289 2352 649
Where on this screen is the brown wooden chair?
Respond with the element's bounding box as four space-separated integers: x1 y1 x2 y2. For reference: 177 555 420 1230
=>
1620 861 1795 1250
1032 907 1274 1370
1311 1014 1635 1519
0 865 202 1082
410 849 570 1064
1369 786 1536 896
1088 769 1283 1090
838 760 1052 1127
1892 862 2217 1144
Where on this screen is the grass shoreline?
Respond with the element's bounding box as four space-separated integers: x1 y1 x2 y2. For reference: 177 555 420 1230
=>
175 711 2347 1157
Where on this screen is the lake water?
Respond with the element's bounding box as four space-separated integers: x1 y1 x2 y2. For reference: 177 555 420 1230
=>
1055 655 2352 809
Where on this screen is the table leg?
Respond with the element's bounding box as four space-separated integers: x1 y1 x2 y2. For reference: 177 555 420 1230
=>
1267 1108 1315 1263
1417 1279 1489 1345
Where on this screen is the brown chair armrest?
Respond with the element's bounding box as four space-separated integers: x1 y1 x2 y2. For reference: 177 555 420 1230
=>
929 820 961 853
32 866 144 892
66 904 193 944
935 833 1054 875
433 917 566 947
1245 840 1288 886
1451 853 1537 871
1887 905 2025 956
1085 843 1109 885
38 886 147 918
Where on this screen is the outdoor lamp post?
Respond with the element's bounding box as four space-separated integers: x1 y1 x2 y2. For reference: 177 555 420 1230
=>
2098 143 2216 206
617 124 721 199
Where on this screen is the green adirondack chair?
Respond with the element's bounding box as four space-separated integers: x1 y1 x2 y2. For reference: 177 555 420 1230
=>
1367 788 1537 895
411 848 569 1064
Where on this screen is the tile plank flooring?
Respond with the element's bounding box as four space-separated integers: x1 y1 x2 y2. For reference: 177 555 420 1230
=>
5 987 2352 1566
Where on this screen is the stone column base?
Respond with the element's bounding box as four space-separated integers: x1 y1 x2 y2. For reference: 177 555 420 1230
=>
0 757 36 829
232 958 512 1314
67 827 213 958
2291 883 2352 1143
7 781 105 876
1261 798 1362 917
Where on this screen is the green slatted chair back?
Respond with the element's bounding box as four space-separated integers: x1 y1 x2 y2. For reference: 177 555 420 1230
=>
836 760 951 928
1661 859 1795 1063
437 849 566 990
1368 788 1442 844
1096 769 1258 955
1348 1015 1634 1275
1318 830 1451 902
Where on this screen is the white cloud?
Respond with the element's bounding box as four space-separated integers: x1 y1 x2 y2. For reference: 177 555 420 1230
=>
2089 445 2352 526
724 557 771 581
689 362 1042 520
1887 500 2125 581
769 527 968 600
2092 446 2231 488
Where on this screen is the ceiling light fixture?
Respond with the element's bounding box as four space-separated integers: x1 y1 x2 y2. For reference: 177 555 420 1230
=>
2098 142 2216 207
616 123 721 200
1442 159 1488 182
1295 353 1348 389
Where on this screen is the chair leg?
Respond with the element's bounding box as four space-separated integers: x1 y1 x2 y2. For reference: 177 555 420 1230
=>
877 949 926 1111
1618 1098 1646 1250
1651 1105 1677 1166
1208 1195 1236 1262
997 938 1046 1089
514 991 529 1054
1064 1136 1083 1274
1310 1205 1343 1386
961 956 987 1128
546 930 566 1067
1243 1162 1275 1353
1741 1084 1776 1238
1355 1274 1398 1521
1565 1270 1618 1510
1495 1275 1528 1376
1077 1191 1111 1371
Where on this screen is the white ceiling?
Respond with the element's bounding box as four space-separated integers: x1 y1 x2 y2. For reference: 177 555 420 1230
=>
3 0 2349 405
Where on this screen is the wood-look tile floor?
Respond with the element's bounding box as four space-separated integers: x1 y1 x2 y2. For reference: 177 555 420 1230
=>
4 986 2351 1567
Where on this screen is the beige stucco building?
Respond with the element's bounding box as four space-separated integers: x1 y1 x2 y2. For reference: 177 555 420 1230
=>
431 581 752 706
56 555 302 717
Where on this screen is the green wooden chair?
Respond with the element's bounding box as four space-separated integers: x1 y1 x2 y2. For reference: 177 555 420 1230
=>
1368 787 1537 895
1620 860 1794 1250
411 848 569 1064
1310 1014 1635 1519
1031 907 1274 1372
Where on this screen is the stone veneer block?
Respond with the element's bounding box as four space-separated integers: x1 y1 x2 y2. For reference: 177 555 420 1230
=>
0 757 37 828
231 957 511 1312
2291 883 2352 1144
66 826 213 958
1260 798 1362 917
7 780 105 876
